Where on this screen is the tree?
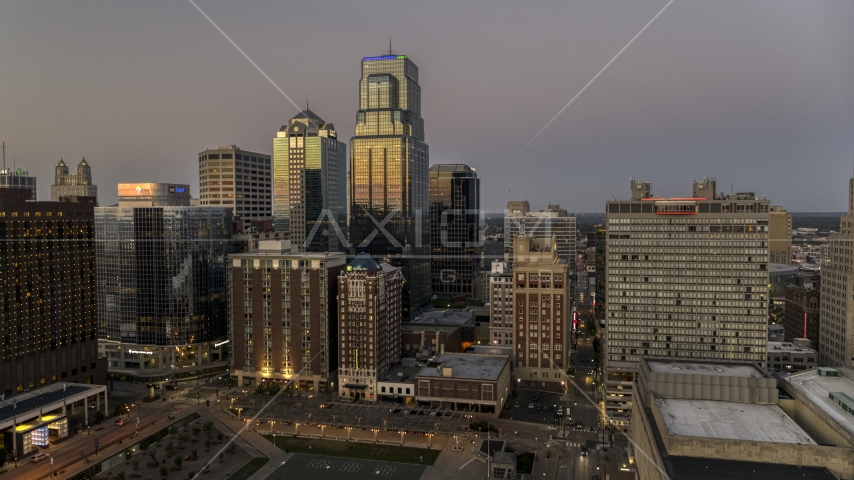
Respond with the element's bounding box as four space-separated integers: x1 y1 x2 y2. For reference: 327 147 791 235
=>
192 427 200 438
159 466 169 478
191 449 198 461
218 453 224 463
94 410 106 424
187 471 195 480
203 421 213 433
174 456 183 469
114 403 129 417
217 432 223 443
204 439 211 452
115 473 126 480
132 460 140 473
165 441 175 457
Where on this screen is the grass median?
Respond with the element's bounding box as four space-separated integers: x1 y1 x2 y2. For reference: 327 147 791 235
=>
263 435 440 465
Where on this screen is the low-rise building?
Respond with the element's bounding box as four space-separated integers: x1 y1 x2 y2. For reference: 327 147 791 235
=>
401 325 462 358
632 358 849 480
768 324 785 342
377 359 422 403
415 353 511 415
767 340 817 374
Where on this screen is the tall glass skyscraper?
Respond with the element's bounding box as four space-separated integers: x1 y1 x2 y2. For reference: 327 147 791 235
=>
349 53 430 312
273 105 347 252
429 164 482 300
96 183 233 371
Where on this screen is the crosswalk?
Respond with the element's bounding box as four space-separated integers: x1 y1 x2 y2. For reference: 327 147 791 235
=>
169 396 200 404
546 440 584 448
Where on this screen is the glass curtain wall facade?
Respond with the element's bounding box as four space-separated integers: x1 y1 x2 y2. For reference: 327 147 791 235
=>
429 164 482 299
96 205 233 369
350 54 430 312
273 107 347 252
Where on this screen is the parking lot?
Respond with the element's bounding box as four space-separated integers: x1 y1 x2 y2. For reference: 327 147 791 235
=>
498 389 574 427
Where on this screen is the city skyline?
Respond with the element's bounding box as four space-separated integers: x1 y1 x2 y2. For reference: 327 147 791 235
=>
0 1 852 212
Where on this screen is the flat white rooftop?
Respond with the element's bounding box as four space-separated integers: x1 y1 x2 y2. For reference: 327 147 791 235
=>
657 398 816 445
648 361 764 378
785 369 854 439
411 308 473 326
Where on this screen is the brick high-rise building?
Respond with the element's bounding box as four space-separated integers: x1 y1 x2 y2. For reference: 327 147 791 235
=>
228 241 345 391
783 282 820 351
488 260 514 348
0 189 106 394
511 235 570 393
337 254 403 401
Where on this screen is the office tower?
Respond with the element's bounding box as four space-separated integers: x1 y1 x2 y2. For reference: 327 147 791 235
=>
52 158 97 202
228 241 345 390
272 105 347 251
0 166 36 200
488 261 514 347
429 164 482 300
820 170 854 367
503 203 576 265
349 53 430 313
337 253 403 401
96 183 233 371
769 206 792 264
0 189 106 393
199 145 272 220
603 178 770 424
512 235 570 393
594 225 607 322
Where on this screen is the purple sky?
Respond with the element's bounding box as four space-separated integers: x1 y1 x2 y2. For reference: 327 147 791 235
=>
1 0 853 212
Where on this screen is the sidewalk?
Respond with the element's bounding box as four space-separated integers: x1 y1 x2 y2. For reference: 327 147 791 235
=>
202 408 289 480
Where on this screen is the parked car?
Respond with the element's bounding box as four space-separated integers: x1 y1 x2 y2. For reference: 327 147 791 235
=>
503 402 512 411
547 405 555 412
31 453 50 463
116 418 131 426
532 393 540 402
580 446 589 457
535 404 542 411
527 403 535 414
514 402 520 408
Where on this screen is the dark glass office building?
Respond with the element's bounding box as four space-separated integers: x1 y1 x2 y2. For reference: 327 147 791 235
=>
429 164 482 300
96 183 233 371
349 53 430 313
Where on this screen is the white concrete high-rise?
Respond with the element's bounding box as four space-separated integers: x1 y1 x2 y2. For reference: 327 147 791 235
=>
603 178 771 424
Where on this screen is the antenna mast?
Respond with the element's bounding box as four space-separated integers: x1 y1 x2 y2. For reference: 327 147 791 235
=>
389 37 392 55
1 140 4 172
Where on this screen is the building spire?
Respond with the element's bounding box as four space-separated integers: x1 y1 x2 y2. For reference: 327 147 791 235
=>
389 37 392 55
305 97 309 111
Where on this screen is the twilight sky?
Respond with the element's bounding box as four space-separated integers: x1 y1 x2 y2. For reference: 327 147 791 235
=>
1 0 853 212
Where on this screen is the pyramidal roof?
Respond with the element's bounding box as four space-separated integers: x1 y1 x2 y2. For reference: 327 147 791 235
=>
347 252 381 271
56 158 67 167
79 157 89 166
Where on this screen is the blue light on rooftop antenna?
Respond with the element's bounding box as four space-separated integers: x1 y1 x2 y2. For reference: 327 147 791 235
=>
362 55 406 61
